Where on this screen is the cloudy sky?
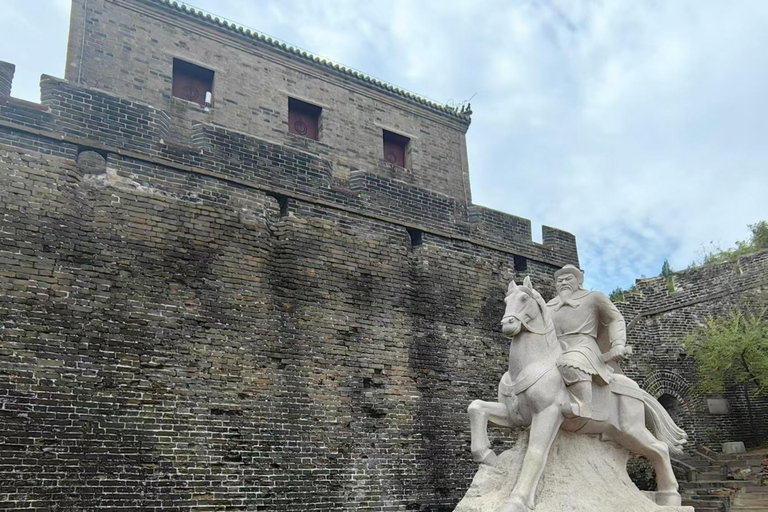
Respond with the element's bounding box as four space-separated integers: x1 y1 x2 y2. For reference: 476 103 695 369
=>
2 0 767 293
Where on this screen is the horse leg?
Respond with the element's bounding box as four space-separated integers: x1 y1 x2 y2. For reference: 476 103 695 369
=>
499 405 563 512
468 400 513 466
615 398 681 506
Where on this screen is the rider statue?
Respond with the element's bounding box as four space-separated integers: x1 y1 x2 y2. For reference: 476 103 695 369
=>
547 264 632 420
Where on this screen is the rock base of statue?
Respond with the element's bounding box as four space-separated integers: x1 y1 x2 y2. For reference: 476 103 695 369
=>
454 431 693 512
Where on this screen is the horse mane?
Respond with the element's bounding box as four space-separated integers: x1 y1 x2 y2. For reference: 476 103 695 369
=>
511 282 557 343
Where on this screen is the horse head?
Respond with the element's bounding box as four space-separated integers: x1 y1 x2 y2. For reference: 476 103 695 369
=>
501 276 550 337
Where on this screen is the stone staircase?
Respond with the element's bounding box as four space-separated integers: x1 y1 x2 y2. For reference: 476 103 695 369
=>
674 448 767 512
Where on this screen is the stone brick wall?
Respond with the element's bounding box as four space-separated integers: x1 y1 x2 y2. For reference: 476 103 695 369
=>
0 55 575 512
0 2 582 507
65 0 474 203
618 250 768 448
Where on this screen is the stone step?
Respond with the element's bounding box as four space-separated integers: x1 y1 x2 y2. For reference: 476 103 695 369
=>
681 480 749 490
681 499 725 511
733 495 768 503
717 454 766 464
698 474 731 481
678 457 717 468
682 493 730 501
727 488 768 512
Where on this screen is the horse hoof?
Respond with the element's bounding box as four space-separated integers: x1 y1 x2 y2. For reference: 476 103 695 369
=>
654 491 682 506
498 494 529 512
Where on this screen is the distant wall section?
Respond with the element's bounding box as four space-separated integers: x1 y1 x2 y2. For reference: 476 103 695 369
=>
618 251 768 448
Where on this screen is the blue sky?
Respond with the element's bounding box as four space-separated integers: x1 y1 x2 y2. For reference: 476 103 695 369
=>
2 0 767 293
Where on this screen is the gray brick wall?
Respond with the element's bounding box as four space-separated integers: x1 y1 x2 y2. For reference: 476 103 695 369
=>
618 250 768 448
0 73 577 267
0 129 561 511
0 57 576 512
0 1 581 508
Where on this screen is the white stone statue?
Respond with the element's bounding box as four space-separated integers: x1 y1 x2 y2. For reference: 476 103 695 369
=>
462 268 689 512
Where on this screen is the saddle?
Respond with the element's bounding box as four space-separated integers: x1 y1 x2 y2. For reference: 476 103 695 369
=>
498 368 644 422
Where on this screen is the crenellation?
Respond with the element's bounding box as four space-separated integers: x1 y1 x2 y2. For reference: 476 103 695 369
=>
0 61 14 97
542 225 579 266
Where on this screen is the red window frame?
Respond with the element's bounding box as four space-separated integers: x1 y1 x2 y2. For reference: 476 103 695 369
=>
171 59 214 107
288 98 321 141
383 130 409 168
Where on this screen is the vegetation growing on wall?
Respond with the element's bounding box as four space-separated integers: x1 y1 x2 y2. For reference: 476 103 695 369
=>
661 259 675 293
610 221 767 302
609 284 636 303
684 309 768 397
693 220 768 267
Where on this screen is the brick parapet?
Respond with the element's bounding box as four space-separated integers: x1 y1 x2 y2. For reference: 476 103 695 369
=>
0 70 578 268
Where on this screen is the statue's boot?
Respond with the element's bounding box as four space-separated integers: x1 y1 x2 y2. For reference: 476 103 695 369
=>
561 381 593 419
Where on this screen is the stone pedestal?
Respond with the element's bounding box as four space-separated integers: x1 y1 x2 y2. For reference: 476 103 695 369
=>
454 431 693 512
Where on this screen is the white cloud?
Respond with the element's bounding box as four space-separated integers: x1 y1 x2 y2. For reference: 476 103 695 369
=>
2 0 766 293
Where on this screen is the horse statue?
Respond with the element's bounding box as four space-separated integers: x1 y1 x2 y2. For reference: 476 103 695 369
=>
467 276 687 512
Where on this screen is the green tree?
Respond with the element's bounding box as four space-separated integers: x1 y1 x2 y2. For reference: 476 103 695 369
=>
609 287 625 302
699 220 768 266
750 220 768 250
684 309 768 442
661 259 673 279
609 284 637 303
660 259 675 293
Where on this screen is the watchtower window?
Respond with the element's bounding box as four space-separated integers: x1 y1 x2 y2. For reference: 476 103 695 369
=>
288 98 321 141
383 130 409 168
513 255 528 272
172 59 214 107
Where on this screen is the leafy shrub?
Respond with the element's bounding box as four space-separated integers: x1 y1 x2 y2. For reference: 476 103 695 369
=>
627 454 656 491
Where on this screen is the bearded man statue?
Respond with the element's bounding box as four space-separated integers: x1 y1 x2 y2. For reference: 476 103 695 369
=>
546 264 632 419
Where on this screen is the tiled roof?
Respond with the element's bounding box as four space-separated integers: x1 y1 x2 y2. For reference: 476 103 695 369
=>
146 0 472 124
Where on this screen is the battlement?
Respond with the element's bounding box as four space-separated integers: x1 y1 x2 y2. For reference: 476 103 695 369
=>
0 68 578 267
0 61 14 97
622 249 768 316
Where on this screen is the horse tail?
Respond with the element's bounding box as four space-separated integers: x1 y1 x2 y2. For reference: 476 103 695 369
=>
639 388 688 456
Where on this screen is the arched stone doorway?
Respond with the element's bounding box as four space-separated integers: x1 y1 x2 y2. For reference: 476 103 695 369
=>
658 393 683 426
641 370 699 444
